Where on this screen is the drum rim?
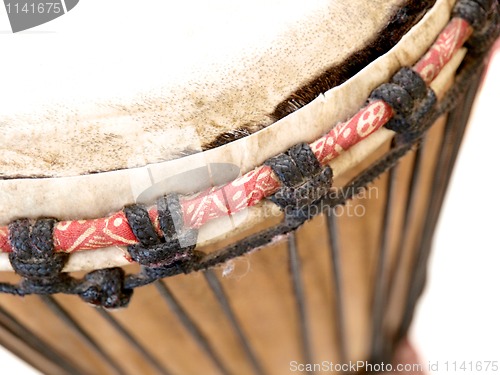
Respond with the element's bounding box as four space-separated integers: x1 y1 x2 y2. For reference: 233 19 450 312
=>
0 0 496 277
0 0 497 288
0 0 458 227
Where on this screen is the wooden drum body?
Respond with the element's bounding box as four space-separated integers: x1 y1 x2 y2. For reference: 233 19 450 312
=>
0 0 498 374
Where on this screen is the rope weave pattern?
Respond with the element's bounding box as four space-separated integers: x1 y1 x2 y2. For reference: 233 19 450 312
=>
0 14 474 255
0 0 497 307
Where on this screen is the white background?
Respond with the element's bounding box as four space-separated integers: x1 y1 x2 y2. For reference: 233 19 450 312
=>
412 43 500 374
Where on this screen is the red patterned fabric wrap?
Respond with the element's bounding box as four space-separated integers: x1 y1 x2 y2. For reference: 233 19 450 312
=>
0 227 10 253
311 100 394 165
414 18 472 84
181 165 280 229
54 212 138 253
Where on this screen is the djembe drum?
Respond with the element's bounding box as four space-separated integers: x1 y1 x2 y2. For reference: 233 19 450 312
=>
0 0 498 374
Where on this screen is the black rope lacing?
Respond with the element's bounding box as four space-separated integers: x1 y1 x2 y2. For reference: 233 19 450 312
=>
0 0 497 308
265 142 333 224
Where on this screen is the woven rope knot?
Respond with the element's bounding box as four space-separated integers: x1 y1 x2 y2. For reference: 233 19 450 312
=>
265 143 333 225
125 194 197 268
8 219 68 280
391 67 428 101
127 230 197 266
370 67 436 135
458 0 500 55
79 268 132 308
453 0 490 30
141 250 204 280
